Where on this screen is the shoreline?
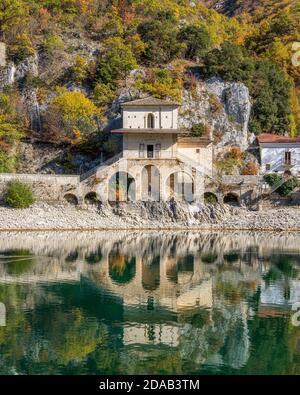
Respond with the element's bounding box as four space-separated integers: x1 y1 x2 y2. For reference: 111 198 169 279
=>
1 225 300 232
1 202 300 232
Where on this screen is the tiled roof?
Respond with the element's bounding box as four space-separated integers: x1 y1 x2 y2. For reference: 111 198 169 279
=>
121 96 180 107
258 133 300 144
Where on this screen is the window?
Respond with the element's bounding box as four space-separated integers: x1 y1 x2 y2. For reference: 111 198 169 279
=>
266 164 271 171
155 143 161 158
147 113 155 129
196 149 200 154
139 143 145 158
285 151 291 165
147 145 154 158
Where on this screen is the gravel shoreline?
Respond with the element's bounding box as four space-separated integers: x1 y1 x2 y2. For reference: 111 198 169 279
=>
1 202 300 232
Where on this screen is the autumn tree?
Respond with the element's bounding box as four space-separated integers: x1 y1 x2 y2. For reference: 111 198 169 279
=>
45 91 102 144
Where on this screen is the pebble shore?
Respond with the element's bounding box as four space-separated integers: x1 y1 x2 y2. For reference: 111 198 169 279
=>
0 202 300 231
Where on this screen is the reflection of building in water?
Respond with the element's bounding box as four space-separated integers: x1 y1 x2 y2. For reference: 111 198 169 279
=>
0 230 299 358
258 279 300 317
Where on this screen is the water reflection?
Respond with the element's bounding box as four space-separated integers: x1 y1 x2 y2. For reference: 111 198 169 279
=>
0 231 299 374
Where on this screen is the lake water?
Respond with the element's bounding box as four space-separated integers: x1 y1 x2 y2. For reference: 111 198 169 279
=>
0 231 299 375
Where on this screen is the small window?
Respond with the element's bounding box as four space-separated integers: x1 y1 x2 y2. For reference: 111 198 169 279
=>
196 149 200 154
285 151 291 165
266 164 271 171
147 114 155 129
139 143 145 158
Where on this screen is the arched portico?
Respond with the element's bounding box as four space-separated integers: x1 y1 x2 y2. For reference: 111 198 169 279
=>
166 171 195 202
108 171 136 202
141 165 160 201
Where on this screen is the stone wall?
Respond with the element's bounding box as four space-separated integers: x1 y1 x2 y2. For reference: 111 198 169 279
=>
0 174 80 203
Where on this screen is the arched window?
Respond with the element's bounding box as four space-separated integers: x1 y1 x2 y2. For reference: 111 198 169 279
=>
147 113 155 129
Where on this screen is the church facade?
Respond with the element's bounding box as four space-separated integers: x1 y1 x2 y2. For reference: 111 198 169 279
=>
86 96 214 203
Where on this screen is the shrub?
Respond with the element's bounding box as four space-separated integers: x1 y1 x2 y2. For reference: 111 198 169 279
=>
264 174 299 196
241 161 258 175
226 147 242 161
204 193 218 205
277 178 299 197
264 173 282 187
5 181 35 209
42 34 64 57
190 123 208 137
8 33 35 63
70 56 88 84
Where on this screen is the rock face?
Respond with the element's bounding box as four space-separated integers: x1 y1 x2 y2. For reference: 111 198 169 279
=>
110 76 253 152
0 55 41 132
180 77 253 151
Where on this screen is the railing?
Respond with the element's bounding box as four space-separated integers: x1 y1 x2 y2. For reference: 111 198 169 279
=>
262 175 294 195
176 152 221 183
79 152 123 182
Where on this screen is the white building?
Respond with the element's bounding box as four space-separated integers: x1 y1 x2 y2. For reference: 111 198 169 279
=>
86 96 213 203
258 133 300 176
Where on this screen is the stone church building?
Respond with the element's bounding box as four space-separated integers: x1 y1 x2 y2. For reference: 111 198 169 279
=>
0 96 214 205
90 96 214 203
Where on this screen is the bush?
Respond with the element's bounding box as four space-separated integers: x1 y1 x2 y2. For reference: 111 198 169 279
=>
190 123 208 137
241 161 258 175
8 34 35 64
226 147 242 161
5 181 35 209
277 178 299 197
264 173 299 196
264 173 282 187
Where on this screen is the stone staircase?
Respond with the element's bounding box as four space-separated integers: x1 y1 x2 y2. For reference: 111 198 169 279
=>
79 152 123 182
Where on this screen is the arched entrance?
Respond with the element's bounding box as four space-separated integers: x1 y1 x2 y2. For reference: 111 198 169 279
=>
108 172 136 202
84 192 98 205
166 171 194 202
142 165 160 201
204 192 218 205
64 193 78 206
224 193 240 206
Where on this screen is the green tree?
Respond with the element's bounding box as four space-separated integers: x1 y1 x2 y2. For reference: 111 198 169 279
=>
178 24 211 60
137 18 183 65
95 38 137 86
202 42 292 135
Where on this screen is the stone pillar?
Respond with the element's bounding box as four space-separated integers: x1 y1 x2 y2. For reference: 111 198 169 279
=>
159 167 168 202
194 171 204 203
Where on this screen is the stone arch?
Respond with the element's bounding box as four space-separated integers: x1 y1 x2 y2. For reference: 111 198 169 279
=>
64 193 78 206
141 165 160 201
147 113 155 129
108 171 136 202
166 171 195 202
204 192 218 205
108 252 136 285
142 256 160 291
224 192 240 206
84 191 99 205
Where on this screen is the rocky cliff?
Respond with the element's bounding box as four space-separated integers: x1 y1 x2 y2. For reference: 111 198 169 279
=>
0 51 254 173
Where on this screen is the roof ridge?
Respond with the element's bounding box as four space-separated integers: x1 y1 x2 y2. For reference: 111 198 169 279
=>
121 96 180 107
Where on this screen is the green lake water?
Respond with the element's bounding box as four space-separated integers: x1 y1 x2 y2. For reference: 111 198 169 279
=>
0 231 299 375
